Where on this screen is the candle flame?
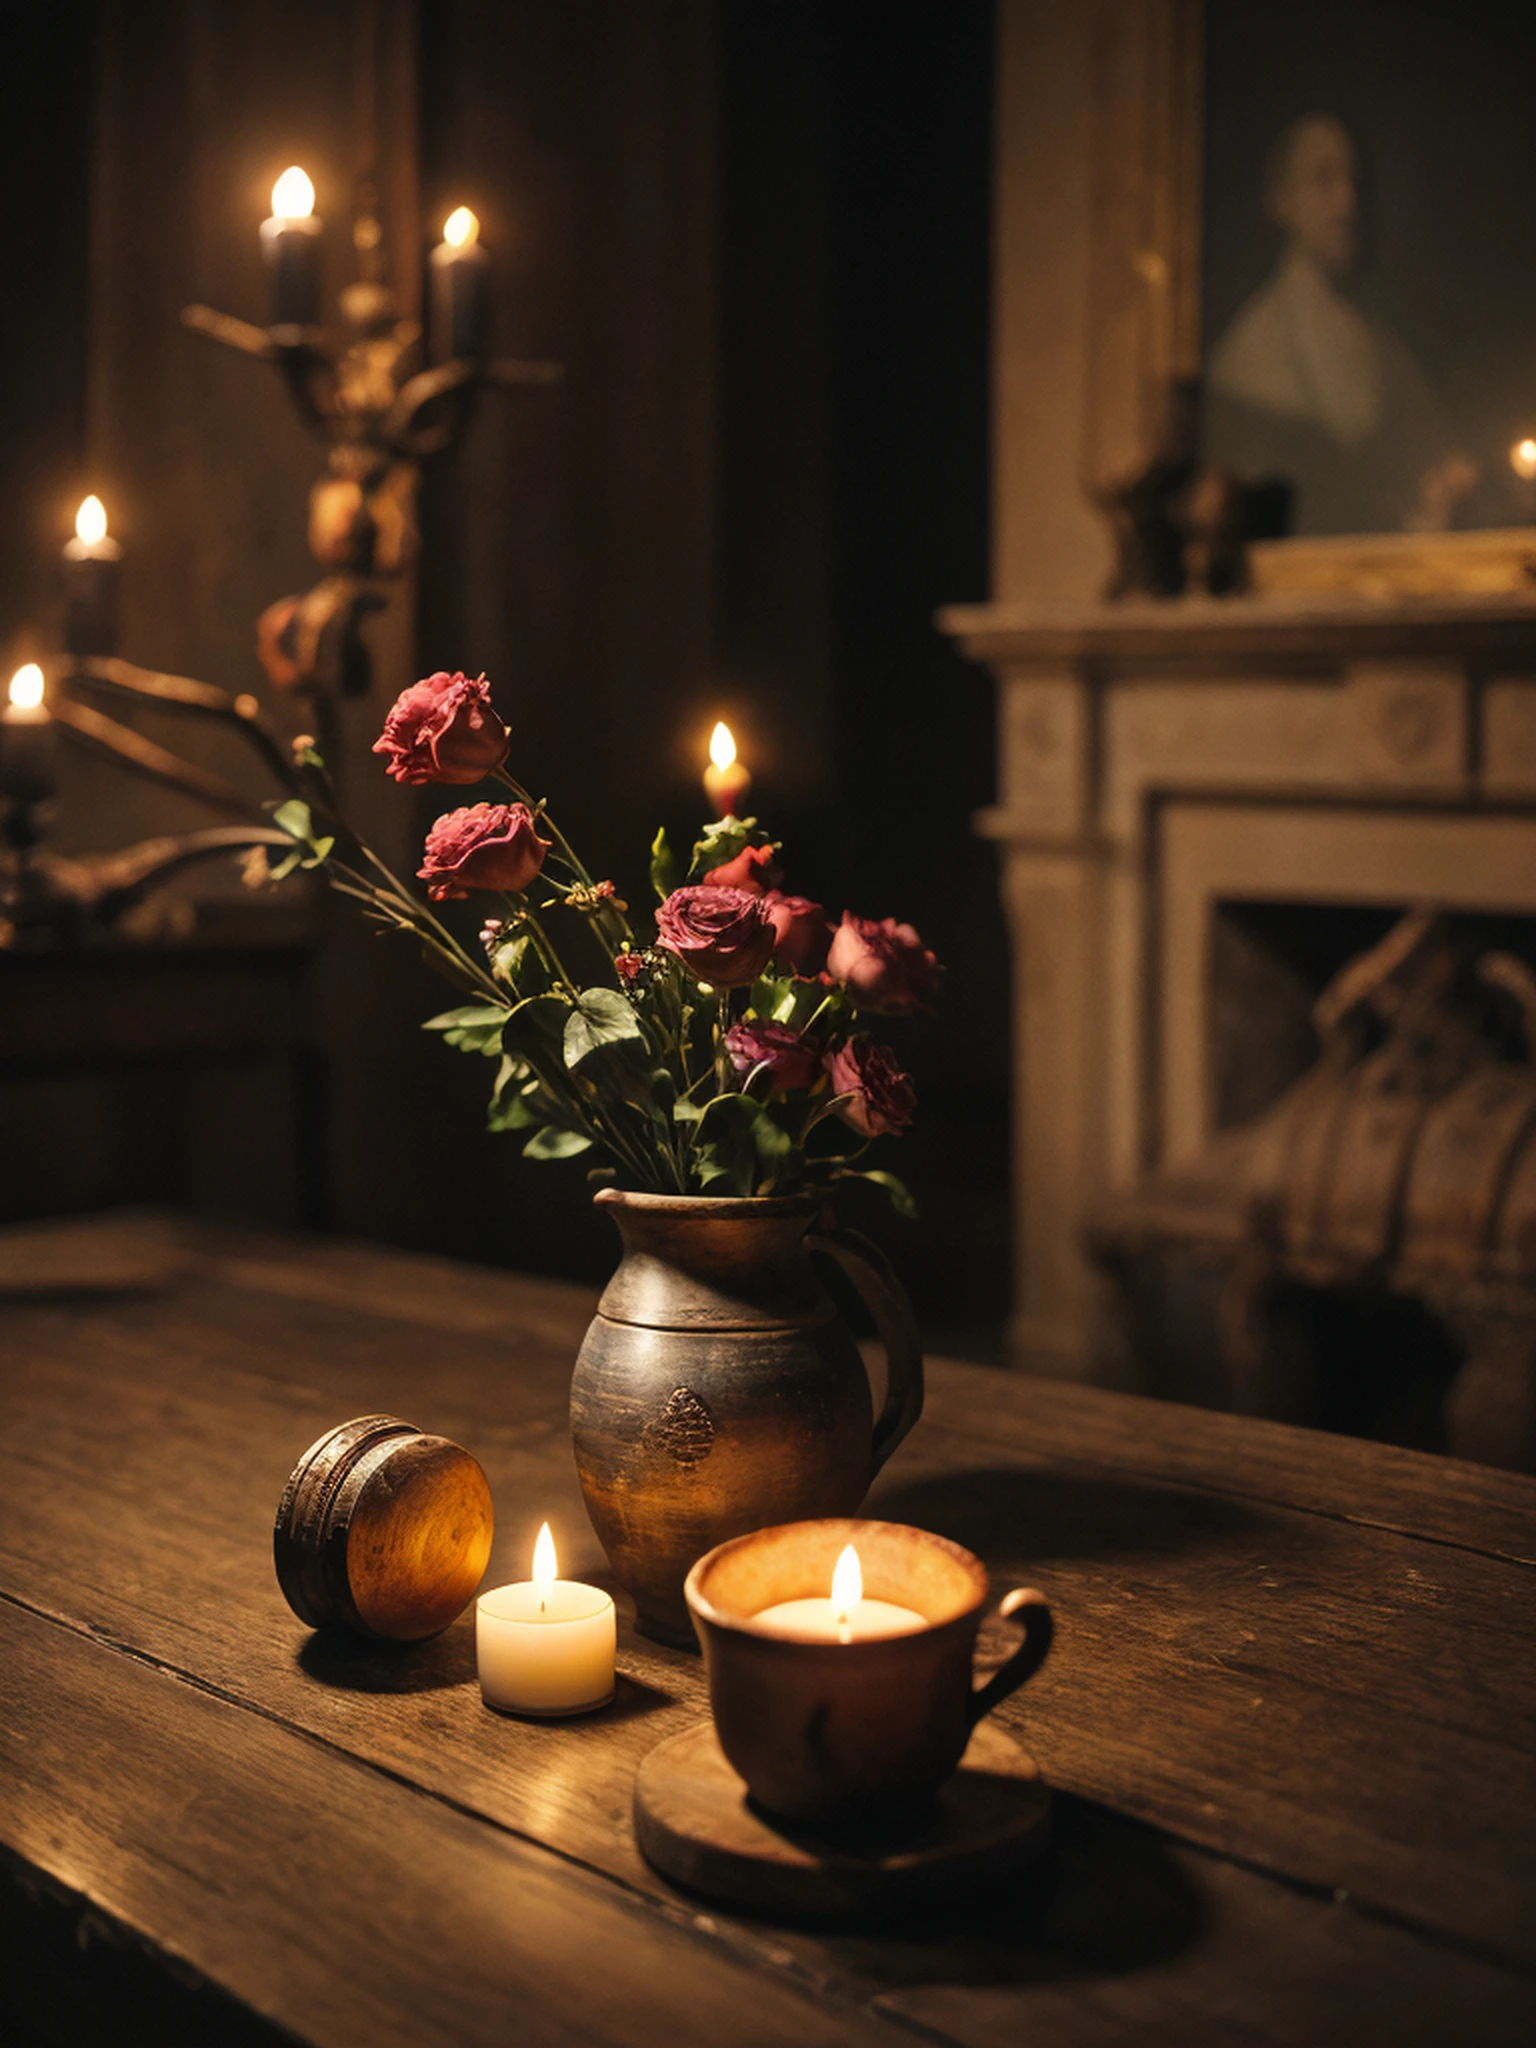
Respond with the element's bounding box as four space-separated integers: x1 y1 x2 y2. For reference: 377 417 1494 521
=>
831 1544 862 1617
8 664 44 712
532 1521 557 1596
75 495 107 547
271 166 315 219
1512 437 1536 483
709 721 737 772
443 206 480 249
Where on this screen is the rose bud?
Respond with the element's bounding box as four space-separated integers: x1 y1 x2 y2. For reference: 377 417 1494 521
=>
725 1019 822 1093
417 802 551 902
826 912 942 1015
655 884 777 987
704 842 781 895
762 890 831 976
373 670 510 785
825 1036 916 1139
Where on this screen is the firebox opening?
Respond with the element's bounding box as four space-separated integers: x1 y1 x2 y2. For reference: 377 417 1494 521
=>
1210 901 1536 1133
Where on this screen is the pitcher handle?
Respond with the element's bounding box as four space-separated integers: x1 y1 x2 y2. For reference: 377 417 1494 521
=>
806 1221 924 1472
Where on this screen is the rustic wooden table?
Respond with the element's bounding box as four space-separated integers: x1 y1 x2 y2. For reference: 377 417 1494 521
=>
2 1215 1534 2047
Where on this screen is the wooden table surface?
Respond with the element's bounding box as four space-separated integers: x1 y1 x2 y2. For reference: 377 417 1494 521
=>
2 1213 1534 2047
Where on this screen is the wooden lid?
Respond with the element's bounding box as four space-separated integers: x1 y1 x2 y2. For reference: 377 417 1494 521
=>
274 1415 494 1641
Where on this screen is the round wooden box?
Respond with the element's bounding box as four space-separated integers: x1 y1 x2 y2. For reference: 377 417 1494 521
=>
274 1414 494 1641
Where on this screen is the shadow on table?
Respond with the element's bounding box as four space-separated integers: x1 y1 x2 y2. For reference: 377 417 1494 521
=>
873 1465 1267 1566
819 1792 1206 1988
297 1618 478 1694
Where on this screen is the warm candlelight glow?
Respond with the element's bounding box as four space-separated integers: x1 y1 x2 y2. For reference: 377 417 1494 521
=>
75 495 108 547
1512 437 1536 483
532 1521 558 1602
271 165 316 220
831 1544 862 1619
8 664 45 712
443 206 480 249
709 720 737 772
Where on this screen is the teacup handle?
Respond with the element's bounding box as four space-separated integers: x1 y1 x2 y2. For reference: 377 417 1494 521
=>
806 1222 924 1472
968 1588 1053 1728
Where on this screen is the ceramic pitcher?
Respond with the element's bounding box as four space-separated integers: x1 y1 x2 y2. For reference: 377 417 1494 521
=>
570 1189 924 1644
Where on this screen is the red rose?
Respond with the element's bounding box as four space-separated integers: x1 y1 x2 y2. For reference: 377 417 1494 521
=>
373 670 510 785
725 1019 822 1093
655 884 776 987
418 803 550 902
826 913 942 1014
614 951 646 987
704 843 781 895
825 1037 916 1139
761 891 831 976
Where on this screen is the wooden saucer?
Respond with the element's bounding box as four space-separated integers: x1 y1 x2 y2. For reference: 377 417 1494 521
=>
633 1718 1051 1917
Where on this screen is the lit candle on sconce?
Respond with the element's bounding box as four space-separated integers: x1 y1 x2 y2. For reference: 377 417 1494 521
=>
62 495 123 658
261 165 322 330
0 664 58 805
703 720 751 819
1512 437 1536 519
475 1521 616 1717
430 206 490 364
751 1543 927 1644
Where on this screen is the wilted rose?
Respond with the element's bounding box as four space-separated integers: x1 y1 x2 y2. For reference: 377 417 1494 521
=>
704 843 781 895
373 670 510 785
762 891 831 976
826 913 941 1014
418 802 550 902
655 884 776 987
725 1019 822 1093
825 1037 916 1139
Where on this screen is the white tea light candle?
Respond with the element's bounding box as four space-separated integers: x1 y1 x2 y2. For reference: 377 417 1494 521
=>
752 1543 926 1643
476 1522 616 1717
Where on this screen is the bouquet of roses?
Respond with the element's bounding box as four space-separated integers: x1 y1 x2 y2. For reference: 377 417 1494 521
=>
266 669 940 1208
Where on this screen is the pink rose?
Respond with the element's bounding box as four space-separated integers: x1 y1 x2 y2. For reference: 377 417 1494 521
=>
655 885 776 987
373 670 510 785
725 1019 822 1093
762 891 831 976
826 913 942 1015
825 1037 916 1139
418 802 550 902
704 843 781 895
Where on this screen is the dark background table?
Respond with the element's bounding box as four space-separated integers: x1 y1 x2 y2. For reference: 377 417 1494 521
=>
2 1214 1533 2046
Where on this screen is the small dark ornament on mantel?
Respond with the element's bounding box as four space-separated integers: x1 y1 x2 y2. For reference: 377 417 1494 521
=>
1096 377 1202 599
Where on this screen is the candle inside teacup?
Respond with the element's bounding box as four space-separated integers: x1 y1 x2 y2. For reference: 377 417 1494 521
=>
752 1543 926 1643
685 1518 1053 1823
476 1522 616 1717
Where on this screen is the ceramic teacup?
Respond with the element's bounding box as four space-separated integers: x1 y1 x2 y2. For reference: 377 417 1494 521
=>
684 1517 1052 1825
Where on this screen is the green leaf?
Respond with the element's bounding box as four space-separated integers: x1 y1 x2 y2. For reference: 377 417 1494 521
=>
672 1095 705 1124
749 975 795 1021
650 827 677 903
271 799 315 844
840 1169 918 1220
691 1091 763 1195
685 816 777 884
422 1003 509 1055
752 1108 801 1186
564 987 645 1068
487 932 531 987
500 993 569 1069
524 1126 595 1161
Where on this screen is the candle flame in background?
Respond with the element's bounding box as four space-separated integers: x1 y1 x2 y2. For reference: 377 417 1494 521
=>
271 166 316 220
709 721 737 772
75 495 107 547
532 1521 558 1608
1511 437 1536 483
8 664 45 712
443 206 480 249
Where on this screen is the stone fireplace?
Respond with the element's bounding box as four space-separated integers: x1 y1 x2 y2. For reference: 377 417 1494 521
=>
939 593 1536 1378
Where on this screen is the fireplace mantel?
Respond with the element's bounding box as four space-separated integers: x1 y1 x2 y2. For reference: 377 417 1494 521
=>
940 590 1536 1374
940 591 1536 674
